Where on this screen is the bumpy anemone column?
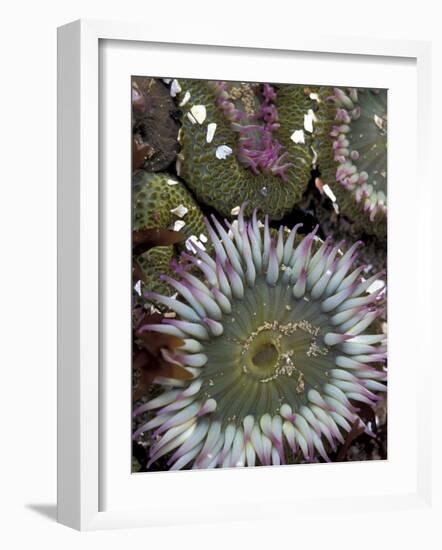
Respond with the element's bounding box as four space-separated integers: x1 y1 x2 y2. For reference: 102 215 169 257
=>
314 88 387 238
174 80 314 220
133 170 206 296
133 205 387 469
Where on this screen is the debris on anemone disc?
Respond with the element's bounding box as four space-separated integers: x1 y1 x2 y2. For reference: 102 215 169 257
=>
174 80 315 220
133 204 387 469
133 171 206 298
314 88 387 238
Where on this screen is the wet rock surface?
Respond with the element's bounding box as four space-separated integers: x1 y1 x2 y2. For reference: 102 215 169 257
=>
132 77 180 171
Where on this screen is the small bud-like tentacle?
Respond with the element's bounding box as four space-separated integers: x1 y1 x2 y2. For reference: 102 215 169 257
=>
160 275 206 318
189 286 223 321
230 428 245 467
280 403 296 422
330 305 366 326
299 406 322 438
250 424 265 464
360 379 387 392
323 396 356 423
224 259 244 299
170 442 204 471
241 225 256 287
310 265 334 300
351 272 385 298
211 215 245 279
219 424 236 464
336 264 366 293
195 421 221 466
149 419 195 457
211 287 232 314
266 239 279 285
312 431 330 462
263 215 271 269
204 217 227 264
138 323 186 338
182 252 219 288
247 222 262 273
323 333 353 346
282 421 297 453
276 226 284 265
283 223 302 266
163 319 209 340
148 423 197 467
321 282 358 313
346 309 384 336
294 427 309 460
326 241 362 295
294 414 314 459
215 257 232 299
311 405 344 444
338 307 370 333
293 267 307 298
133 412 173 440
155 402 201 436
308 388 333 411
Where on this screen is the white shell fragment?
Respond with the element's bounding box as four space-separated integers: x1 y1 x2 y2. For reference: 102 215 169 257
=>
170 79 182 97
367 279 385 294
187 112 197 124
304 109 317 133
167 178 179 186
309 92 320 101
290 129 305 144
170 204 189 218
190 105 207 125
230 206 241 216
173 220 186 232
179 91 191 107
185 235 206 253
311 146 318 166
216 145 233 160
206 122 217 143
199 233 208 243
322 184 337 203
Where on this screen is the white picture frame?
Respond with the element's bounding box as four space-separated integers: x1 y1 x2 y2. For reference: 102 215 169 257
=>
57 19 433 531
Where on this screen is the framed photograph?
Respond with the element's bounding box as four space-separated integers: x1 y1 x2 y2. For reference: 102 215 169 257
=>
57 19 432 530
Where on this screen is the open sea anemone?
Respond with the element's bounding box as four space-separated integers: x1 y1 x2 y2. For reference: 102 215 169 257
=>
315 88 387 238
133 205 387 469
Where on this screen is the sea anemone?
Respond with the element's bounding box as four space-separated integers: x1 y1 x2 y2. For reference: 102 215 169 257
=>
175 80 314 220
314 88 387 238
133 205 387 469
133 170 206 296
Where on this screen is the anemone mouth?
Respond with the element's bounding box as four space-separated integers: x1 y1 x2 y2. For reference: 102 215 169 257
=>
198 280 335 422
134 204 387 470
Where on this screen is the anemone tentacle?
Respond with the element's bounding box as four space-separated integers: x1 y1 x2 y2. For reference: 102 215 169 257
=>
314 87 387 238
134 207 387 469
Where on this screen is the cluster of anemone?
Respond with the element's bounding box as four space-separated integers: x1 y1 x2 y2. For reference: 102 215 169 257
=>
315 87 387 236
133 205 387 469
175 79 313 220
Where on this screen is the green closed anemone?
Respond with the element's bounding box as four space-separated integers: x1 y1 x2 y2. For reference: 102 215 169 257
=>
133 204 387 469
175 80 314 220
133 171 206 297
314 88 387 238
